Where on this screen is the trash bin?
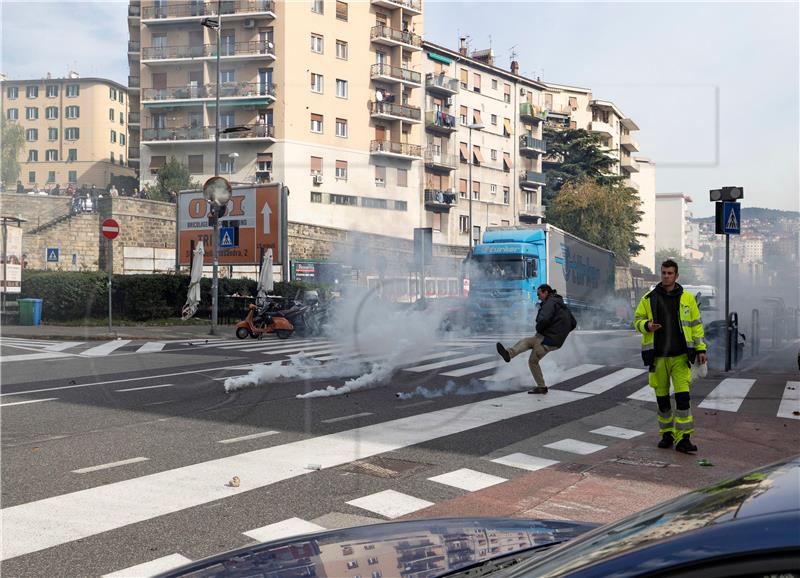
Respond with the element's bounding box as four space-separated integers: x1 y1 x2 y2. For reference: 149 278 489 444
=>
18 298 43 326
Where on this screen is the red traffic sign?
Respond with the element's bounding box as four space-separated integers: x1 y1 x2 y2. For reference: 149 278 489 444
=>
101 218 120 239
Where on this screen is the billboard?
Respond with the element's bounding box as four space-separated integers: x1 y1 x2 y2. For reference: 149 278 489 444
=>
178 184 284 266
1 225 22 293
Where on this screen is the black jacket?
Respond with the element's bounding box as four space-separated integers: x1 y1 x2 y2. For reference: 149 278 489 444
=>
535 293 576 347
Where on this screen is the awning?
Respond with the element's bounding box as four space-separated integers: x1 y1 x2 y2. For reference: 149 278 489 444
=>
503 118 512 136
257 152 273 159
473 146 484 164
503 152 512 170
427 52 452 65
143 101 204 109
473 110 482 124
207 98 272 107
149 155 166 169
459 142 469 162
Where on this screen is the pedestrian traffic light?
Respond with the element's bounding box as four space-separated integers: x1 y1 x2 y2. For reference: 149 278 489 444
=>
709 186 744 202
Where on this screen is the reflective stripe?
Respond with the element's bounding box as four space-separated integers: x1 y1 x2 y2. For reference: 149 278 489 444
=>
688 319 703 327
659 425 675 434
694 338 706 347
634 315 648 321
675 419 694 431
675 408 692 419
642 343 654 351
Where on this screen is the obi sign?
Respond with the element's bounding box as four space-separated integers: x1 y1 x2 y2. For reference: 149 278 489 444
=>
178 184 284 266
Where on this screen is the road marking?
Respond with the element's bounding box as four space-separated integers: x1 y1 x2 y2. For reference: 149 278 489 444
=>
428 468 507 491
43 341 86 352
244 518 326 543
347 490 434 519
321 412 374 424
590 425 644 439
404 353 493 373
698 378 757 412
481 363 603 384
0 352 72 364
72 457 149 474
143 400 175 407
441 360 502 377
545 438 607 455
491 453 559 472
136 342 166 353
218 431 280 444
81 340 132 357
0 397 58 408
777 381 800 420
573 367 647 394
102 554 191 578
0 388 589 560
117 383 175 392
627 384 655 402
397 400 435 410
215 339 328 350
257 343 341 355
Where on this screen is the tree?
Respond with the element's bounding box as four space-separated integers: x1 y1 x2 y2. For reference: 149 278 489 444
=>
654 248 698 284
1 119 26 187
542 127 625 204
153 156 199 201
546 179 644 265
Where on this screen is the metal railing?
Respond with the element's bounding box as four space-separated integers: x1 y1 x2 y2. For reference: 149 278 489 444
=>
128 76 140 88
520 204 546 217
143 124 274 141
128 5 141 17
424 189 457 206
370 101 421 121
142 82 274 100
425 111 456 130
128 41 141 52
520 170 547 185
519 102 546 121
128 147 140 159
423 149 457 169
425 73 459 93
370 140 422 157
142 41 274 60
142 0 275 19
128 112 141 124
372 0 422 11
370 25 422 48
520 135 546 153
370 63 421 85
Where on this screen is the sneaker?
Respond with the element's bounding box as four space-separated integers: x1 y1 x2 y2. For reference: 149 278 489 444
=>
675 436 698 454
496 342 511 363
528 386 548 394
657 432 674 449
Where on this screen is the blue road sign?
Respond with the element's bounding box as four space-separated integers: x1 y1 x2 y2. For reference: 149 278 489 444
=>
219 226 236 248
722 202 741 235
47 248 59 262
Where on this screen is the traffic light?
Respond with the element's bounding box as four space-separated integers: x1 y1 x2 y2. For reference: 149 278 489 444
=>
709 186 744 202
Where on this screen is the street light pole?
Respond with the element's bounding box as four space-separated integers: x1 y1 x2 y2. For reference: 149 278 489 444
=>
467 123 484 250
210 0 222 335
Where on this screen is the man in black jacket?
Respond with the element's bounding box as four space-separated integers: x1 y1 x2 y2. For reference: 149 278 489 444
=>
496 284 576 394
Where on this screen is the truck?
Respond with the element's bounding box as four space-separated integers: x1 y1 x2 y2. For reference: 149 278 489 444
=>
466 224 616 329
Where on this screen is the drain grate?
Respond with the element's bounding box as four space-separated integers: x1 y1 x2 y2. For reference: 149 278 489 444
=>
337 457 429 479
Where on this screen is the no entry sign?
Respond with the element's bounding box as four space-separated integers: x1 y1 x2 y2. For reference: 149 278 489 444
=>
101 218 120 239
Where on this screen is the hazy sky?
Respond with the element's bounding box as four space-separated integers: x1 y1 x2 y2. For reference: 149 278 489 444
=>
2 1 797 216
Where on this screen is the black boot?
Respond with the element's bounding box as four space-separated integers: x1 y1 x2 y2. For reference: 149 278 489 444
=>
496 342 511 363
657 431 673 449
675 436 698 453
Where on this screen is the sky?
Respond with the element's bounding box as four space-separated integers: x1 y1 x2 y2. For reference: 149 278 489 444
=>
1 0 798 217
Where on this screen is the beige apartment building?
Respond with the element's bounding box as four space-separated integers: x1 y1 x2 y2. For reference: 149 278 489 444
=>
129 0 424 241
1 74 134 189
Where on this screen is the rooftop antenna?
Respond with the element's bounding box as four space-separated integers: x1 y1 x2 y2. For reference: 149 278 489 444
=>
509 45 518 67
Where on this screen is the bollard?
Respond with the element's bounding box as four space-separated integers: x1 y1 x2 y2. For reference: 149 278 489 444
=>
728 312 739 369
772 309 782 349
751 308 760 357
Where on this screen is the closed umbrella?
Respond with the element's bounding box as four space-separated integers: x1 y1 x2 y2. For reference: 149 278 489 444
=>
257 248 274 304
181 243 205 320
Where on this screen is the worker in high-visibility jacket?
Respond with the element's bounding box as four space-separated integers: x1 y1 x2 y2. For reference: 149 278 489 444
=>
634 259 707 453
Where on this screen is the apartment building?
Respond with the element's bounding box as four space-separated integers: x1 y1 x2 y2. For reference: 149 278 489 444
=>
129 0 424 241
1 74 134 189
629 156 657 272
655 192 693 255
421 40 548 248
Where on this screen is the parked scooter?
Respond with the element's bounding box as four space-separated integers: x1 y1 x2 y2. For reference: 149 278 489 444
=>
235 303 294 339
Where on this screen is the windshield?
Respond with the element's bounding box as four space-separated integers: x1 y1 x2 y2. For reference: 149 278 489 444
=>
1 3 798 578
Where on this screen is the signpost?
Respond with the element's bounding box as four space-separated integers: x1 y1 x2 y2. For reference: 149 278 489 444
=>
102 218 120 333
47 248 59 263
711 187 743 371
414 227 433 301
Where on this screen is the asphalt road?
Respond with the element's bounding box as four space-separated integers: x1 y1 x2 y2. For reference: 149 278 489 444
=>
1 330 798 578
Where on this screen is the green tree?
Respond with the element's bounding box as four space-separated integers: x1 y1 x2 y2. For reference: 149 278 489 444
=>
153 156 199 201
547 179 644 265
1 118 26 187
542 127 625 204
654 248 698 284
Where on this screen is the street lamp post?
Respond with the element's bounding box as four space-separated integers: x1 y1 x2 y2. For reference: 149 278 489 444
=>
467 123 484 250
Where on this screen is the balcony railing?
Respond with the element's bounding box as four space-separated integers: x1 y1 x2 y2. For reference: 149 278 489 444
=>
425 111 457 132
370 140 422 158
425 73 459 94
621 133 640 152
143 82 275 101
142 0 275 19
371 0 422 13
142 41 274 60
142 124 274 142
128 112 141 125
519 102 546 122
424 189 457 209
424 149 457 170
128 5 141 17
520 135 546 154
520 170 547 186
128 41 141 53
370 63 421 85
370 25 422 48
589 120 614 136
128 147 140 159
519 204 546 220
128 76 140 88
370 101 421 122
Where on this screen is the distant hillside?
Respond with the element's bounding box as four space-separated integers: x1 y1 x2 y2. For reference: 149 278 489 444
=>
693 207 799 222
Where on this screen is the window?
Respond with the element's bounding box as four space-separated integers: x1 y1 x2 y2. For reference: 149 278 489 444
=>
459 178 467 198
473 73 481 92
335 118 348 137
7 108 18 120
111 130 117 143
110 151 115 163
311 34 323 53
460 68 468 89
491 79 498 90
331 193 357 206
503 186 510 204
65 127 80 140
310 113 323 133
490 183 497 195
150 155 166 174
491 114 497 125
65 106 80 119
46 106 58 120
503 118 512 137
119 92 124 104
335 160 348 180
397 168 407 187
46 85 58 98
432 212 442 232
311 0 323 13
362 197 387 209
221 69 235 83
335 79 348 98
311 73 323 93
68 170 77 183
336 0 347 20
459 105 467 125
472 145 483 165
109 87 117 100
218 154 232 173
120 112 125 126
109 108 115 121
472 180 480 199
473 224 481 241
68 149 77 161
28 171 36 183
311 191 322 203
48 128 58 140
28 150 38 162
504 83 511 103
394 200 407 211
257 153 273 174
375 165 386 186
491 149 498 161
472 109 482 124
336 40 348 59
46 149 58 161
27 86 39 98
310 156 323 174
66 84 79 97
7 86 18 99
26 107 38 120
47 171 56 183
188 154 204 174
459 215 470 233
120 134 126 146
26 128 38 141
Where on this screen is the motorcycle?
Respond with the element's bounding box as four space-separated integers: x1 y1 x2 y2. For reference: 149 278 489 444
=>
235 303 294 340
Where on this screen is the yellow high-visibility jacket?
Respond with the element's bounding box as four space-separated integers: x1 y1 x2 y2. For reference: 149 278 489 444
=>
634 286 706 367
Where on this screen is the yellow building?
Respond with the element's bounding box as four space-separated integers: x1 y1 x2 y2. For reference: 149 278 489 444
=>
1 74 134 190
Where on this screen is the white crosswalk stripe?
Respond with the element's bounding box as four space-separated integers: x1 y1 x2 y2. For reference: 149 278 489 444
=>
698 378 757 412
102 554 192 578
81 340 133 357
244 518 326 543
404 353 494 373
0 337 177 361
573 368 647 394
777 381 800 420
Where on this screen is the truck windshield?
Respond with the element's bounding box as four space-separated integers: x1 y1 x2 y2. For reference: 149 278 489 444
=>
471 255 535 281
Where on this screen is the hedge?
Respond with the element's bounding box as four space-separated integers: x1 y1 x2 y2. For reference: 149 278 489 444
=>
20 270 311 322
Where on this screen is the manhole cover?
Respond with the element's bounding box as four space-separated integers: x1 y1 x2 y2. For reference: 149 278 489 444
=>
613 456 670 468
337 457 429 479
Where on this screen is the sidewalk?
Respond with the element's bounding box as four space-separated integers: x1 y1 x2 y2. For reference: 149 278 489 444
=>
0 322 238 341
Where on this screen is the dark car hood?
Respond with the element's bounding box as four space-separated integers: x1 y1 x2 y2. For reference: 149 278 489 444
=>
155 517 596 578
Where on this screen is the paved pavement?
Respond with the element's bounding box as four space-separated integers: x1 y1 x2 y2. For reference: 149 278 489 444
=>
1 331 798 577
0 322 231 341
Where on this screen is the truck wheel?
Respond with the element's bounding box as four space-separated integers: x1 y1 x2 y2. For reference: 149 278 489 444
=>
236 327 250 340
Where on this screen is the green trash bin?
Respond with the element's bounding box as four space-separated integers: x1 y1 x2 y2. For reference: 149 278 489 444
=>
18 298 43 326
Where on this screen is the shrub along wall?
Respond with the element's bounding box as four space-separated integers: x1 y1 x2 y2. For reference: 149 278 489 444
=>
20 271 310 322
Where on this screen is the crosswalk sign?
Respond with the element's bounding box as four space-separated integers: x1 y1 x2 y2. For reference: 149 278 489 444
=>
219 226 236 248
47 248 59 262
722 202 741 235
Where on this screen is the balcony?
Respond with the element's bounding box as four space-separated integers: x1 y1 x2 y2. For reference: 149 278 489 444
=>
621 133 639 152
141 41 275 63
519 204 546 222
371 0 422 15
519 102 546 123
424 149 457 171
370 25 422 50
519 135 546 156
142 124 275 144
621 156 639 173
143 82 276 103
128 41 141 53
142 0 275 23
370 63 421 87
370 140 422 159
520 170 546 187
589 120 614 137
128 4 141 20
128 147 140 160
425 73 459 96
129 112 141 125
370 101 421 123
424 189 457 212
425 111 457 134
